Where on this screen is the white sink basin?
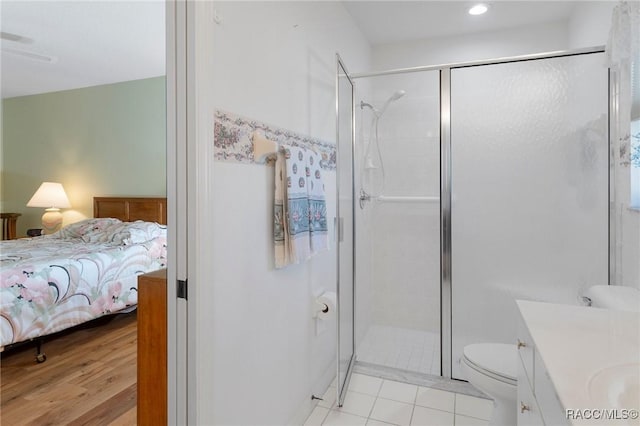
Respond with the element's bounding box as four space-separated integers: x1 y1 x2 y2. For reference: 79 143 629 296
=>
589 363 640 409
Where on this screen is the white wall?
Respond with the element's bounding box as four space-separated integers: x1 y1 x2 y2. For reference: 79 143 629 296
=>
209 2 370 424
371 20 569 72
568 1 615 49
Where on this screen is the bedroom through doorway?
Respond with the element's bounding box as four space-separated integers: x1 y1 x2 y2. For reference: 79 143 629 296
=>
0 2 168 423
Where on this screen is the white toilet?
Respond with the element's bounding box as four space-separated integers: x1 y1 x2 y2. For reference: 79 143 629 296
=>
461 343 517 426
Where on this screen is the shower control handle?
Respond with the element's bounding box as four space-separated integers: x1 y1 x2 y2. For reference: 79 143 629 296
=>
520 402 530 414
517 339 527 349
359 189 371 209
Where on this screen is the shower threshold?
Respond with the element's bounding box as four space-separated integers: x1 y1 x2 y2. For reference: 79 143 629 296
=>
353 361 488 400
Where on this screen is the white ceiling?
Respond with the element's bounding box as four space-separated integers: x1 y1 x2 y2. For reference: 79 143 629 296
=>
343 1 577 46
1 1 165 99
0 1 580 98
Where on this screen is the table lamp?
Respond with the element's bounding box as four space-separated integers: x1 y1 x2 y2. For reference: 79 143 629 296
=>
26 182 71 234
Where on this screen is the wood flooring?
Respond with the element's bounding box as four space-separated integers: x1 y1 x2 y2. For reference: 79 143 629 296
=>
0 312 137 426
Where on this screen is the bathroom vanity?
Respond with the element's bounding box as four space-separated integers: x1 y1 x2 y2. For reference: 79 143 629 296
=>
516 300 640 426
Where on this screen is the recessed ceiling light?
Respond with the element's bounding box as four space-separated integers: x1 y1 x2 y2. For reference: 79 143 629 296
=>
468 4 489 15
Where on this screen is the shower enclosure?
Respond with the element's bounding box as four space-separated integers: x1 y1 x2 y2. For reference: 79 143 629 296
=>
335 46 610 400
355 71 442 377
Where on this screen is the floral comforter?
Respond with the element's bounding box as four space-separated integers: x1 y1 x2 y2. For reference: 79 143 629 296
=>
0 219 166 348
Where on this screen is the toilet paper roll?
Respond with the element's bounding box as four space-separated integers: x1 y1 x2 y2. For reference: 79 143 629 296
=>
316 291 337 320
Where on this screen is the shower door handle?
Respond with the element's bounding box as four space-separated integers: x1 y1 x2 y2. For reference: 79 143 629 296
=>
334 217 344 242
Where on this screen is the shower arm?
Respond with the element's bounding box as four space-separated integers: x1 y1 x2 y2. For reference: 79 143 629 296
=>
360 101 379 118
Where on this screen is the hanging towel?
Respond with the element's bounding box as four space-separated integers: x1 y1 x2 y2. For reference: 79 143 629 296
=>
275 145 311 268
306 149 329 254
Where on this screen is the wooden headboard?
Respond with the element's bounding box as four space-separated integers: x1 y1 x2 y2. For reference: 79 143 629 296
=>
94 197 167 225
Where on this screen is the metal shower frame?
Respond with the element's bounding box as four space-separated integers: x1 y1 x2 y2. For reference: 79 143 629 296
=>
343 45 612 379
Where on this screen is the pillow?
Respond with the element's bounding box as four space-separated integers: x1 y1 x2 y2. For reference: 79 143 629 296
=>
49 218 166 245
50 218 123 240
81 221 132 244
121 221 167 245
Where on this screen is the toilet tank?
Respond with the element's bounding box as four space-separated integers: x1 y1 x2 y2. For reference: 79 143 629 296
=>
584 285 640 312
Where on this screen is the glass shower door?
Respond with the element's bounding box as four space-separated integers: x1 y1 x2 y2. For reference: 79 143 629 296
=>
355 71 442 377
450 53 609 379
336 54 355 406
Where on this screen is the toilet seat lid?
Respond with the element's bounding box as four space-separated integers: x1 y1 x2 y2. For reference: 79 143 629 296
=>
463 343 517 382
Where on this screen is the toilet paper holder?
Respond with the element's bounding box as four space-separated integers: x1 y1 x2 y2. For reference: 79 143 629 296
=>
317 301 330 314
314 291 337 319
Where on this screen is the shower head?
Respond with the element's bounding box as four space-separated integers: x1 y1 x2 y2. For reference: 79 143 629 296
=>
378 89 406 116
360 90 406 118
389 90 406 101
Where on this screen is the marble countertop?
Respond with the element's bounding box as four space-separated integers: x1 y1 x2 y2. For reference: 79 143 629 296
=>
517 300 640 425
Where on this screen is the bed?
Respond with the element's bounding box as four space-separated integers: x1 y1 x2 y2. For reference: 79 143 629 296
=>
0 197 167 355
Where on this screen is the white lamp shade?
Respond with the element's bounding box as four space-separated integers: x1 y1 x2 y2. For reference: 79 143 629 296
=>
26 182 71 209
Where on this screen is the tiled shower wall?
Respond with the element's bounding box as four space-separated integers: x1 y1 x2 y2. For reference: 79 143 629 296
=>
366 71 441 335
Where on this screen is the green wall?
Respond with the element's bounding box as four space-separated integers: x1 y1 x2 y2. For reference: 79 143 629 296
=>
1 76 166 236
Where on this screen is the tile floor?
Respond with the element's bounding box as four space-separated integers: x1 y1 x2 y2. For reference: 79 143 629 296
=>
358 326 440 375
304 373 493 426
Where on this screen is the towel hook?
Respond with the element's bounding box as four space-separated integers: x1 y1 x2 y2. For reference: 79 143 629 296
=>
252 131 279 163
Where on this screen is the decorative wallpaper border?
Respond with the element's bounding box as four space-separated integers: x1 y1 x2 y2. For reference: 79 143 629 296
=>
214 110 336 171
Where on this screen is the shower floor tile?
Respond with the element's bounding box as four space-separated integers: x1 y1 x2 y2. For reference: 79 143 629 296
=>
358 325 440 375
